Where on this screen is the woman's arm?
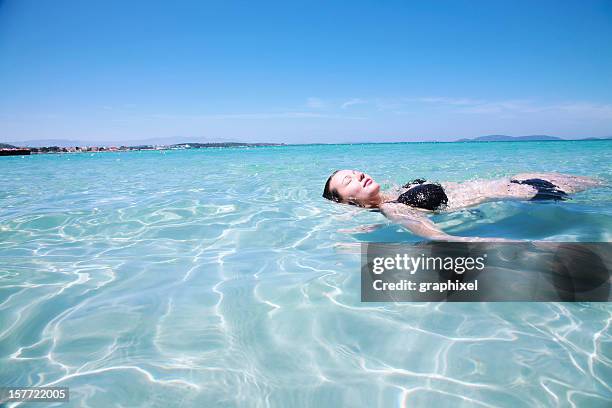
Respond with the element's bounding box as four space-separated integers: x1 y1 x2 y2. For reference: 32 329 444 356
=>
379 202 516 242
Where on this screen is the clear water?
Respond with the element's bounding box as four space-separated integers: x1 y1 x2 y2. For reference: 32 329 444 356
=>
1 141 611 407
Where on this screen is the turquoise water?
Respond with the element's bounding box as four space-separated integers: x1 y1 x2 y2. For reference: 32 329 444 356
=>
1 141 611 407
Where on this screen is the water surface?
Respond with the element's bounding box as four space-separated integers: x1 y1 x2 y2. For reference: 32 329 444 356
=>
1 141 611 406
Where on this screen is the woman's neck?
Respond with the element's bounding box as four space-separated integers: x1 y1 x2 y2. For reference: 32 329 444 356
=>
370 191 394 208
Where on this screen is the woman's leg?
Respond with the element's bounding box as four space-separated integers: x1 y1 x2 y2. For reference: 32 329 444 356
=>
511 172 603 194
442 174 604 210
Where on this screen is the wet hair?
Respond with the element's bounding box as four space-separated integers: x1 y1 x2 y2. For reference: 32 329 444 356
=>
322 170 342 203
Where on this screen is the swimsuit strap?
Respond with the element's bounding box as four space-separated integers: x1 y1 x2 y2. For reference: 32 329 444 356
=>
402 178 427 189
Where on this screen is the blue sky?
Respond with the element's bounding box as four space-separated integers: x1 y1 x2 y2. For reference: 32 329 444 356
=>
1 0 611 144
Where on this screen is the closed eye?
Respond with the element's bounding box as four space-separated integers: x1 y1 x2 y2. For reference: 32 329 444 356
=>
343 176 351 185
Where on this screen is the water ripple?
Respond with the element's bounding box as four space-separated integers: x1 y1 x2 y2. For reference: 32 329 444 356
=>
1 143 611 406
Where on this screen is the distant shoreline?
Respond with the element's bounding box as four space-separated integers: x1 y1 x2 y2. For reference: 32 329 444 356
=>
1 137 611 156
0 142 286 155
293 138 612 146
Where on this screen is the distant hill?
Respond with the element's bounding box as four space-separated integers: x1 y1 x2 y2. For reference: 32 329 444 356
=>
0 143 16 148
578 136 612 141
6 139 86 147
456 135 563 142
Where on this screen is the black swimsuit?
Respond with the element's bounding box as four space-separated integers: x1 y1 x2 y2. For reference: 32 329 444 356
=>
389 177 569 211
391 179 449 211
510 178 569 201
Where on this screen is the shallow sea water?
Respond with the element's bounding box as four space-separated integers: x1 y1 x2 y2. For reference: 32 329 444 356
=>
0 141 611 407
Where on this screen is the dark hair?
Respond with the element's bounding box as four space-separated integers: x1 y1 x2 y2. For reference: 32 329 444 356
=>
322 170 342 202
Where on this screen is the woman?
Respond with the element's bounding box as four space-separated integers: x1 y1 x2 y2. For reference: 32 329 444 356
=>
322 169 603 242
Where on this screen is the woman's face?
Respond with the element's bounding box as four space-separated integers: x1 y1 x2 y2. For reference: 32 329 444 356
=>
329 169 381 207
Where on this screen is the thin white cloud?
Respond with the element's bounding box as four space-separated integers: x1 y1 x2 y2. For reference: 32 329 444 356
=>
205 112 351 119
417 96 612 119
341 98 367 109
455 100 533 114
374 98 405 111
459 100 612 119
306 97 327 109
415 96 485 106
150 111 364 120
553 102 612 118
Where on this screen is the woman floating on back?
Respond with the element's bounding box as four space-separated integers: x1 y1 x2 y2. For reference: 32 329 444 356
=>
323 170 603 242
